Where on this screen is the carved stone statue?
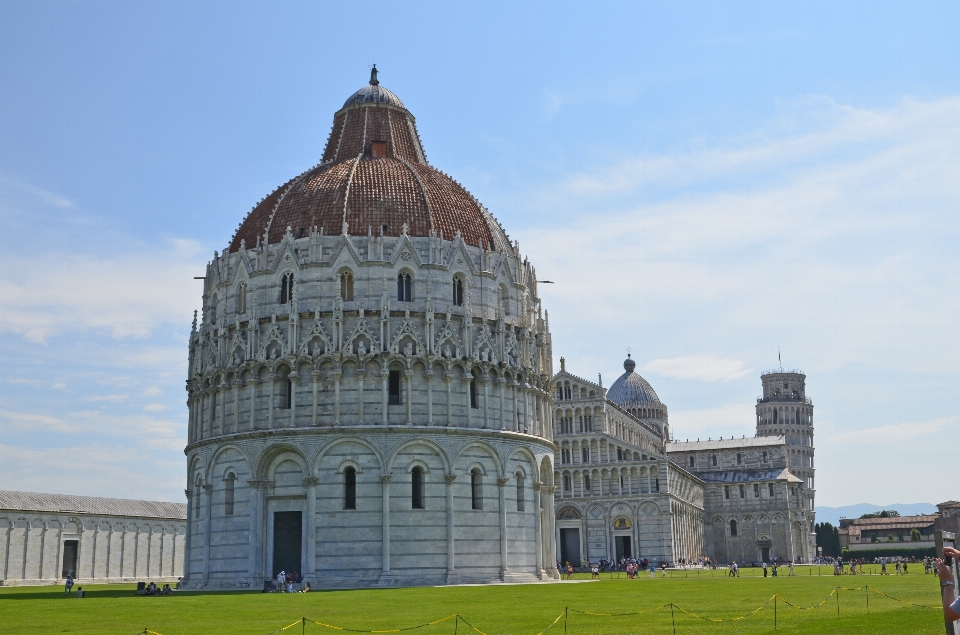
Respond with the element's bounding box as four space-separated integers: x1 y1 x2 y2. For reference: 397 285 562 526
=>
357 340 367 356
443 345 452 359
404 342 414 356
480 349 488 362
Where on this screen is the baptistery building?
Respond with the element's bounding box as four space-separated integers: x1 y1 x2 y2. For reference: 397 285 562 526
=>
182 68 558 589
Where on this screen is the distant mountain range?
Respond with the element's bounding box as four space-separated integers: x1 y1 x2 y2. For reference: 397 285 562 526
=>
816 503 938 526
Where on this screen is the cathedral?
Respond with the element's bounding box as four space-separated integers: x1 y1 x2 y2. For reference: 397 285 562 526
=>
553 358 817 566
180 69 816 590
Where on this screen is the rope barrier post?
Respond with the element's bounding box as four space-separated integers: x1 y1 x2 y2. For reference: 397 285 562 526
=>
670 603 676 635
866 585 869 612
454 613 458 635
302 616 306 635
836 586 840 616
564 606 568 635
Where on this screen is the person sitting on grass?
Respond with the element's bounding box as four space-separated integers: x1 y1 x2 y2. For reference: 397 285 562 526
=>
75 587 85 598
299 582 311 593
937 548 960 622
160 584 171 595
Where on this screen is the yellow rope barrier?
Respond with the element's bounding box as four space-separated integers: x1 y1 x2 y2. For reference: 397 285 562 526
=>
671 595 775 622
775 588 837 610
310 614 458 633
867 586 940 609
532 611 566 635
568 604 669 617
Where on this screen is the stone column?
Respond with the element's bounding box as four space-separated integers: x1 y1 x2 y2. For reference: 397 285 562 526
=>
482 376 490 429
444 373 453 426
303 477 317 579
333 372 342 426
533 483 544 577
497 379 506 431
218 381 226 434
497 477 509 578
381 372 389 425
267 374 277 428
311 371 320 426
248 379 259 430
289 371 299 427
425 370 434 425
247 480 265 584
357 370 365 423
543 485 558 577
380 474 392 579
202 484 213 584
182 489 193 582
445 474 457 581
405 370 413 425
512 381 519 432
232 380 241 433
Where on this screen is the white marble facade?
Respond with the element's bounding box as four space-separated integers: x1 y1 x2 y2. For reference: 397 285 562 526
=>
0 491 185 586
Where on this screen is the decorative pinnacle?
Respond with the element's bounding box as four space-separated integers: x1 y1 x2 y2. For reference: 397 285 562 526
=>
370 64 379 86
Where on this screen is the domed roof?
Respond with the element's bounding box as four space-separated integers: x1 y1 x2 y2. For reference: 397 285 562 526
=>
607 355 661 408
228 68 510 253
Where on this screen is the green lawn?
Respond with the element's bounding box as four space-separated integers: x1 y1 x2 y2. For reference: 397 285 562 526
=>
0 568 945 635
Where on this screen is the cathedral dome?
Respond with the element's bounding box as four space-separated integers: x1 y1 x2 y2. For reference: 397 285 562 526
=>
607 355 661 408
229 67 510 254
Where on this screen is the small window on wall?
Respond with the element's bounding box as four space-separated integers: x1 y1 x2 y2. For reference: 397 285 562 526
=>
736 453 742 465
688 456 695 468
561 449 571 464
711 454 718 467
344 467 357 510
516 474 525 511
340 271 354 301
453 277 464 306
724 485 730 500
583 474 591 491
237 283 247 314
224 474 235 516
397 272 412 302
739 485 745 498
280 273 294 304
470 371 478 409
583 415 592 432
194 479 202 517
388 370 401 405
768 483 774 497
411 467 424 509
753 483 760 498
654 478 660 492
581 447 590 463
730 520 738 537
563 474 572 492
762 451 768 463
471 468 483 510
279 377 292 409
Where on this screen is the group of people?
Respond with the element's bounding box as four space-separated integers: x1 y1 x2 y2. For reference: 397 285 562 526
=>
267 570 310 593
63 576 84 598
136 582 172 596
760 560 795 577
562 558 667 580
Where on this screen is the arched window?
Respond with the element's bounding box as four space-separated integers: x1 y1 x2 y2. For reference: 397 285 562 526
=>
730 520 738 537
470 468 483 510
470 369 479 409
224 474 235 516
340 271 354 301
583 474 591 492
194 478 202 517
453 277 464 306
411 466 424 509
236 283 247 314
563 474 571 491
278 374 292 410
279 273 294 304
516 473 525 511
210 295 218 324
344 467 356 510
397 272 412 302
500 283 510 315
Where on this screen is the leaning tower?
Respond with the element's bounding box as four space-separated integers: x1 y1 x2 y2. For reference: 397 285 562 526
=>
755 369 816 558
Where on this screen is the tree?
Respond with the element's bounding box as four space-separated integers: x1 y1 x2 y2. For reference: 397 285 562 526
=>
816 522 841 557
911 528 921 542
871 532 879 543
887 534 894 542
860 510 901 519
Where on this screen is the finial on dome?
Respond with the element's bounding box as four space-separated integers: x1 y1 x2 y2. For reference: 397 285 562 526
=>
560 356 565 372
370 64 379 86
623 351 636 373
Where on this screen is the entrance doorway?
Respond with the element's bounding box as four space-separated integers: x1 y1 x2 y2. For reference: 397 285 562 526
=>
615 536 632 560
272 511 302 576
559 528 581 566
62 540 78 577
761 547 770 562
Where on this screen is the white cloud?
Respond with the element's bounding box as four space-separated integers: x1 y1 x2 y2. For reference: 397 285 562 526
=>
828 416 956 445
143 386 162 397
85 393 128 403
0 239 206 343
144 403 169 412
669 403 757 440
643 356 753 382
0 409 184 451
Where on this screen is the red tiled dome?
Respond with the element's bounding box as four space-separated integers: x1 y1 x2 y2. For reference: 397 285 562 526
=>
229 71 510 253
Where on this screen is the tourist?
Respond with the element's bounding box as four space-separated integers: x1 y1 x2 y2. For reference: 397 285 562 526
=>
660 562 667 577
75 586 85 598
591 564 600 579
788 561 795 576
771 562 778 577
64 575 74 596
160 584 171 595
762 561 768 577
937 548 960 621
300 582 311 593
733 561 740 577
649 562 656 579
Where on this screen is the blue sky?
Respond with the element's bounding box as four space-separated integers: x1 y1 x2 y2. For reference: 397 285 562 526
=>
1 1 957 507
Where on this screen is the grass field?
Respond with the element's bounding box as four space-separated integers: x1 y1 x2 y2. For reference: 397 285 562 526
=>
0 567 946 635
